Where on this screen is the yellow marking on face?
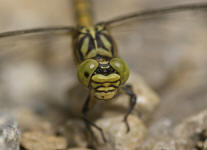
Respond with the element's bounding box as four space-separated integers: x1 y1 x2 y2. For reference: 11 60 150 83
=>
99 60 109 65
96 87 115 92
103 82 111 87
91 73 120 83
111 80 120 87
81 36 90 56
91 80 120 89
94 90 118 100
91 82 100 88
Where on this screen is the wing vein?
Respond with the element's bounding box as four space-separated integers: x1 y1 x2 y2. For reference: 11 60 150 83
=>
0 26 75 38
102 2 207 26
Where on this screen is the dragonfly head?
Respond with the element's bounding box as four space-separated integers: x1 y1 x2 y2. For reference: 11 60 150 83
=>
77 58 129 100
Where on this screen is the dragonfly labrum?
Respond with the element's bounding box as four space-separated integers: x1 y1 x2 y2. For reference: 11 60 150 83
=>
0 0 207 143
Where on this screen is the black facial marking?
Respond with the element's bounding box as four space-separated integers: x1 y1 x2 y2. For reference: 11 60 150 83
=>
95 64 116 76
86 36 95 55
84 72 90 78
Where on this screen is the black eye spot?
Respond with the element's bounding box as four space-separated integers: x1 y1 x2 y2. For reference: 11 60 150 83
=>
84 72 89 78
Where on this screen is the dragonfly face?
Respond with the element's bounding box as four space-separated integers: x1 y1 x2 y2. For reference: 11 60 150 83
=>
77 57 129 100
75 24 129 100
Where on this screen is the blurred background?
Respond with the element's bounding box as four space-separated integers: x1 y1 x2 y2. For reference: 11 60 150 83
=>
0 0 207 149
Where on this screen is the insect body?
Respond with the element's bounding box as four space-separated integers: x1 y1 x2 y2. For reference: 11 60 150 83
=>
74 24 130 99
73 0 135 141
73 23 134 141
74 25 126 100
0 0 207 143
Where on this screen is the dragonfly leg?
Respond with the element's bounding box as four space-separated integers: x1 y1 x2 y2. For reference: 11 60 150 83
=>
82 95 107 143
121 84 137 132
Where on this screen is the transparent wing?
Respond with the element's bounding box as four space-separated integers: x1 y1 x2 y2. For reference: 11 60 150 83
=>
0 28 78 107
102 2 207 26
0 26 74 38
99 3 207 90
0 27 74 69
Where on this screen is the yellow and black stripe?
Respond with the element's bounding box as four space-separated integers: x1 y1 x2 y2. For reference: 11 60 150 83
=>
73 24 117 64
91 74 121 100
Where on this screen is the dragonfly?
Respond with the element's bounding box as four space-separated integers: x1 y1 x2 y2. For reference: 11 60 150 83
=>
0 0 207 143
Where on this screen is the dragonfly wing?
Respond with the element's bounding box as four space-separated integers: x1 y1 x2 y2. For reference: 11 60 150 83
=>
0 27 74 68
0 28 78 105
102 2 207 27
0 26 74 38
107 8 207 89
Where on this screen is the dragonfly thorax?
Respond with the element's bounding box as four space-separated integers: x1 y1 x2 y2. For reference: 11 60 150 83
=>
73 24 117 64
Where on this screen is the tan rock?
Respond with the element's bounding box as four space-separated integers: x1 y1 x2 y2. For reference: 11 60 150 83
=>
128 72 160 117
60 119 88 147
0 114 20 150
138 119 176 150
21 131 67 150
174 109 207 150
15 108 53 134
93 115 146 150
151 140 177 150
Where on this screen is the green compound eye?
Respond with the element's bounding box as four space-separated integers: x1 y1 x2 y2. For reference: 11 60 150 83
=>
77 59 99 87
110 58 130 85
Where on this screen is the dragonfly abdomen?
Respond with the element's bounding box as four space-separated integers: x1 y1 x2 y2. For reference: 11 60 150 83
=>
73 0 93 27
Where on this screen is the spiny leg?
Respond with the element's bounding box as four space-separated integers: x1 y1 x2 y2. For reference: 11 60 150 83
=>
82 94 107 143
121 84 137 132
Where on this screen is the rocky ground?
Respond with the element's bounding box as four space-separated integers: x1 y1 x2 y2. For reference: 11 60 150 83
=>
0 0 207 150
